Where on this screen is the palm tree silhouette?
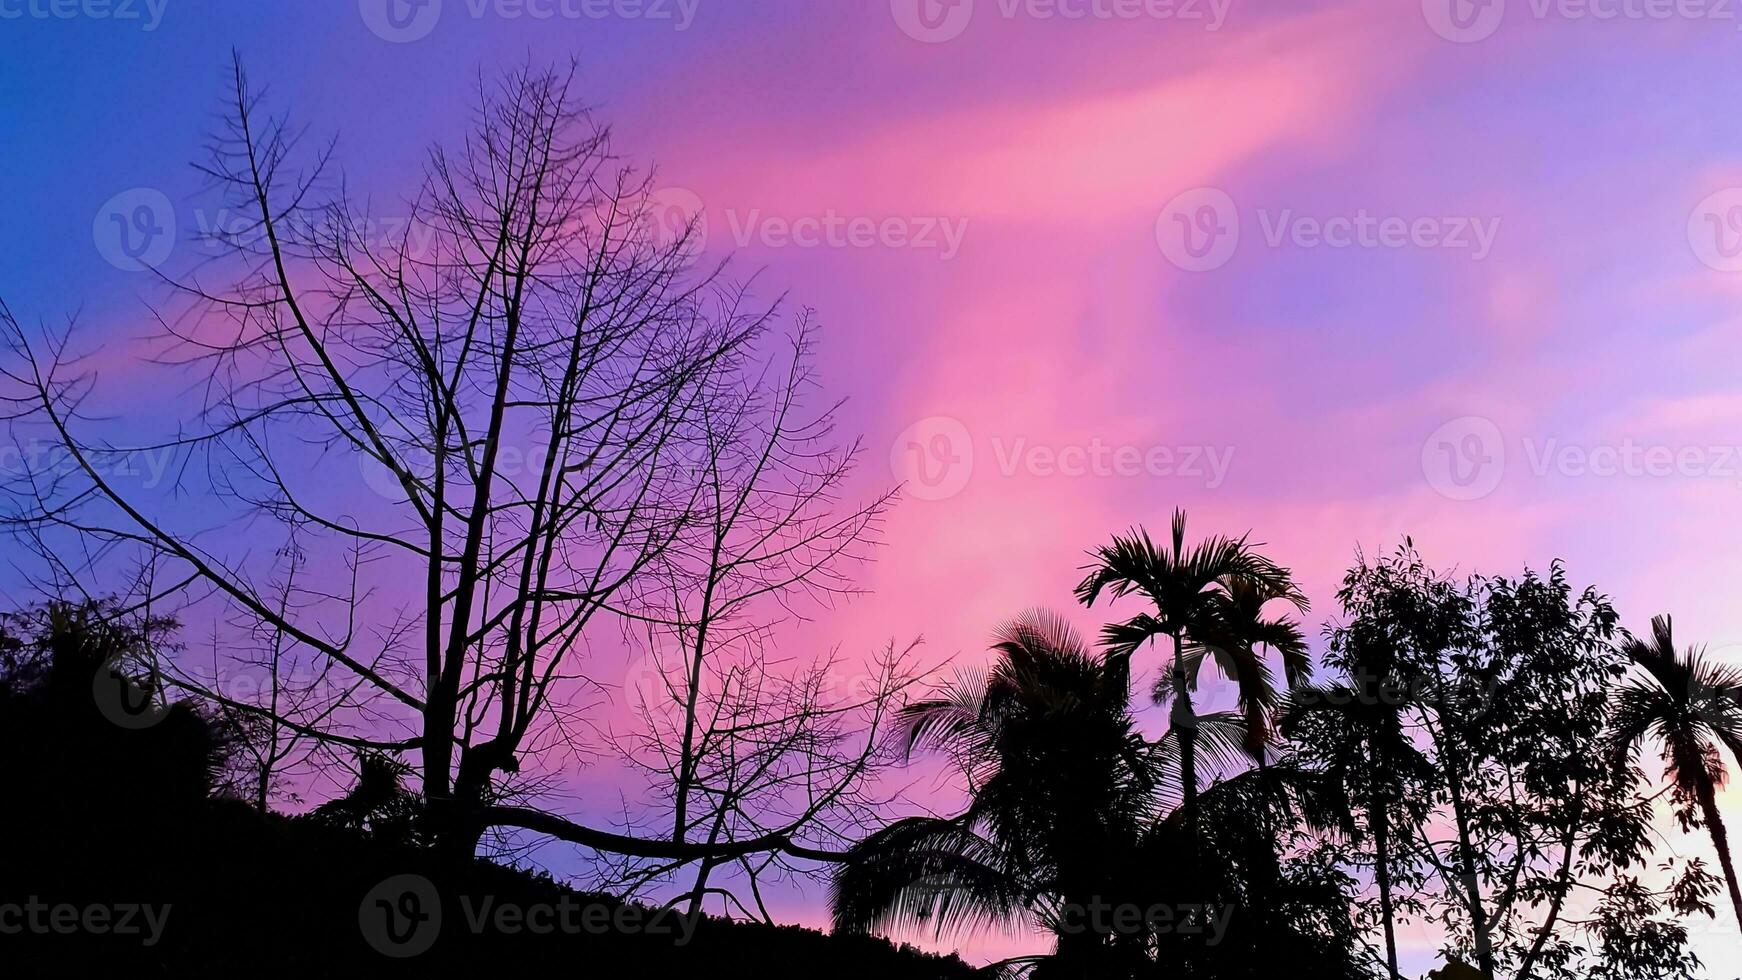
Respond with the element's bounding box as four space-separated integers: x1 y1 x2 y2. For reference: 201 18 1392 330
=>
831 611 1162 976
312 751 423 843
1609 614 1742 932
832 610 1357 978
1196 576 1313 752
1075 510 1305 831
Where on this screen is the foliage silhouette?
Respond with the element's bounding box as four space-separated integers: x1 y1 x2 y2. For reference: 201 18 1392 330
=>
3 528 1738 978
1288 546 1718 980
1075 510 1306 836
1610 615 1742 933
0 602 972 978
1281 644 1433 980
832 610 1370 979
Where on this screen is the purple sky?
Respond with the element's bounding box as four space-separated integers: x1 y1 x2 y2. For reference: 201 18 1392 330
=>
6 0 1742 972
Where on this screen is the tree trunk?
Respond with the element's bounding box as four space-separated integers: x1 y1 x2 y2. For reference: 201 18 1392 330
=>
1171 632 1198 830
1697 778 1742 933
1517 791 1584 980
431 740 508 857
1429 691 1495 975
422 691 457 850
1370 794 1400 980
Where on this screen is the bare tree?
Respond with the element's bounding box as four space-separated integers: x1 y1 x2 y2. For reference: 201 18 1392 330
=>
570 312 924 911
620 636 924 917
0 55 902 869
194 539 354 813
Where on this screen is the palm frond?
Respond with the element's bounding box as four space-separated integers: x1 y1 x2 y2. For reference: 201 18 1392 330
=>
899 668 990 759
1611 613 1742 802
831 815 1029 940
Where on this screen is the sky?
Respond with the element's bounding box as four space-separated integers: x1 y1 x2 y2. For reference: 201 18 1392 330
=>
6 0 1742 974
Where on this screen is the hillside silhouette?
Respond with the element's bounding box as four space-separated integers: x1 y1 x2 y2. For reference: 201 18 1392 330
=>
0 605 975 979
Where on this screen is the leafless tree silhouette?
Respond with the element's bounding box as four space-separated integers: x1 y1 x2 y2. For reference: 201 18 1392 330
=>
0 55 902 871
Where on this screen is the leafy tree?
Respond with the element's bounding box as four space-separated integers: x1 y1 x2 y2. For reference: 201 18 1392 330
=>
0 602 976 979
1300 545 1715 980
310 750 425 845
0 600 232 818
1282 621 1436 980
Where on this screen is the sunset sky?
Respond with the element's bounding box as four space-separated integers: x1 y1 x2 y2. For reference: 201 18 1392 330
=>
6 0 1742 972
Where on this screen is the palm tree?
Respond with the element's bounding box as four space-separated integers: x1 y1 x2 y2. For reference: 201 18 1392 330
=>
832 610 1361 978
1195 576 1312 752
1075 510 1305 831
1609 614 1742 932
831 611 1167 976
